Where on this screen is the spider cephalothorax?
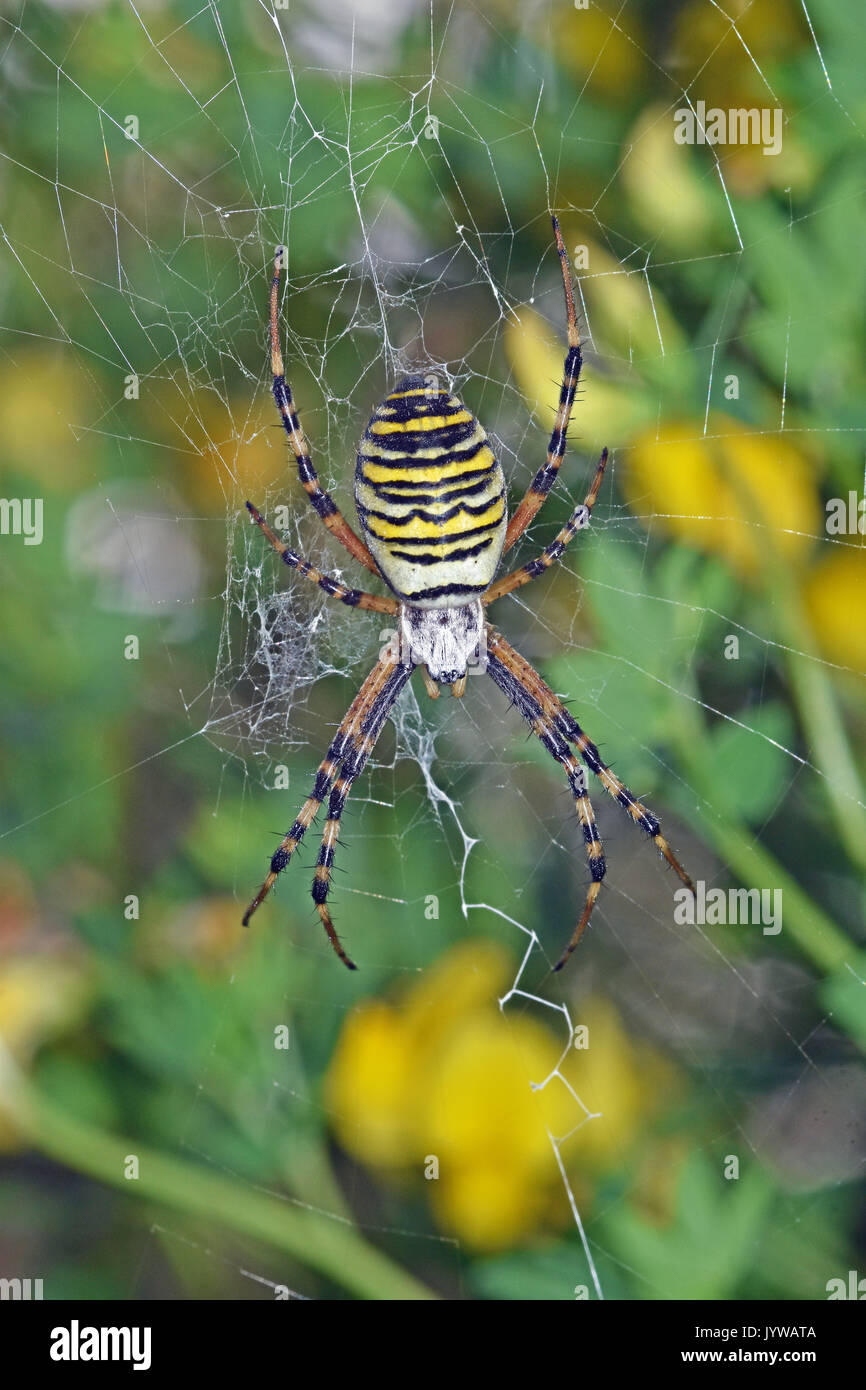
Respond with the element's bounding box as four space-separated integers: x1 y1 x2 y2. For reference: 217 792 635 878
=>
242 218 694 970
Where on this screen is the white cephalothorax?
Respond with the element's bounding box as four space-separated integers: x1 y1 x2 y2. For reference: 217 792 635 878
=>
399 600 484 683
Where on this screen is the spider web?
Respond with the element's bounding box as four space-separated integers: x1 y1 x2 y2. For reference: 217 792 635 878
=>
1 0 864 1301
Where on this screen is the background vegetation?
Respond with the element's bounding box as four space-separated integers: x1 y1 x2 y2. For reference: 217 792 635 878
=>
0 0 863 1299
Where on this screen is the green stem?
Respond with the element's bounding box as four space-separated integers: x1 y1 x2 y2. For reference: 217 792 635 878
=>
671 703 855 976
684 783 853 974
775 586 866 875
0 1042 435 1301
745 487 866 875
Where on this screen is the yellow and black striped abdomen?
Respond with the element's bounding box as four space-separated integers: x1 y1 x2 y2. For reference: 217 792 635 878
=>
354 375 507 607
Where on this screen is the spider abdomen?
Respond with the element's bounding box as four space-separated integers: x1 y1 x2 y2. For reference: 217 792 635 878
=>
354 374 506 608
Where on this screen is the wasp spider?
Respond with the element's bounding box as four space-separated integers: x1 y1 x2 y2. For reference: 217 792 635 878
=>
242 216 694 970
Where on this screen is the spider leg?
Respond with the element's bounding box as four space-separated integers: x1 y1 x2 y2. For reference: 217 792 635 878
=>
488 627 695 897
484 449 607 606
245 502 398 614
309 658 414 968
269 248 380 577
420 666 440 699
485 636 607 969
241 652 405 936
503 215 596 556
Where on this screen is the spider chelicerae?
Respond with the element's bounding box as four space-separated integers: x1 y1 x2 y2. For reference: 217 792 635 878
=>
242 216 694 970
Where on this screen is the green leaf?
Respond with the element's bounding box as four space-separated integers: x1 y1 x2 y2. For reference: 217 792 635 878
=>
604 1152 774 1300
820 950 866 1051
472 1243 628 1301
703 702 794 824
580 537 674 677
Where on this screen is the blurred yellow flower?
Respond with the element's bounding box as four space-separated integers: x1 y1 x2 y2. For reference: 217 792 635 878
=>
506 274 829 609
424 1012 572 1249
672 0 807 69
506 236 686 471
327 1000 417 1169
0 957 89 1060
0 349 95 492
139 378 282 513
552 4 645 95
620 104 717 251
622 418 818 580
581 243 686 366
506 303 652 450
0 954 93 1151
511 304 647 444
565 996 681 1174
511 234 682 372
326 940 678 1250
669 0 813 199
803 546 866 673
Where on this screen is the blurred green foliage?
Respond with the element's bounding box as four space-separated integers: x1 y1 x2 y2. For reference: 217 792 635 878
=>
0 0 864 1300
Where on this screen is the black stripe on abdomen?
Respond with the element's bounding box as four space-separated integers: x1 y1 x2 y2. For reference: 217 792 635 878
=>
390 535 497 564
358 488 505 528
363 419 478 456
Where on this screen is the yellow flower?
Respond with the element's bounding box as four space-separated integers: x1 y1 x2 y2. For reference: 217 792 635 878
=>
0 955 91 1062
505 236 686 474
622 417 818 580
552 4 646 95
559 997 679 1173
672 0 807 72
0 954 93 1151
803 546 866 672
138 379 283 513
326 940 678 1250
424 1011 573 1249
0 349 95 492
506 302 653 447
669 0 814 198
506 277 823 593
327 1000 418 1169
0 863 94 1146
620 105 718 252
509 234 682 374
